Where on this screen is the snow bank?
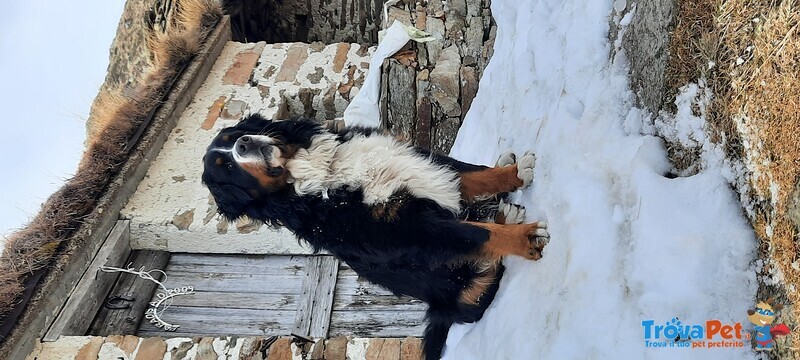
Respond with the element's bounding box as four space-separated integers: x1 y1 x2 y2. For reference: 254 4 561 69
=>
444 0 757 358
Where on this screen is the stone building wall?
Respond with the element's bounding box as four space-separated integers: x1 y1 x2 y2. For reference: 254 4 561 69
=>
226 0 387 44
380 0 496 154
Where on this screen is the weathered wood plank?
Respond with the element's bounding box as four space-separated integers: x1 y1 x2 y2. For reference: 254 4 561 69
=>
43 220 132 341
161 291 298 311
387 59 417 142
166 261 305 276
137 307 295 336
335 264 425 311
328 311 426 337
293 256 339 338
335 271 396 297
169 253 305 270
309 256 338 337
333 293 426 312
89 250 170 336
159 272 304 294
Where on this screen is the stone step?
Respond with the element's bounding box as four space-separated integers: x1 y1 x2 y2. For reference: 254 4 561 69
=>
27 335 423 360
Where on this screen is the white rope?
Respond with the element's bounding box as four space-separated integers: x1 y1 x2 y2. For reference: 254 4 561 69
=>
100 263 169 292
100 263 194 331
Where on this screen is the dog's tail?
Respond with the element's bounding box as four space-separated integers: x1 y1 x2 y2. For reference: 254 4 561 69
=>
423 312 454 360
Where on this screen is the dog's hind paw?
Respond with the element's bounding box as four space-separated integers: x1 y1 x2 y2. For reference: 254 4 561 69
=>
497 200 526 224
517 152 536 188
496 151 517 167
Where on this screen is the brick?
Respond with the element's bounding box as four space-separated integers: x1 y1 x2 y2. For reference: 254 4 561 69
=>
400 337 422 360
223 43 266 85
333 43 351 73
202 96 226 130
266 338 293 360
134 337 167 360
75 337 104 360
323 337 348 360
275 44 310 83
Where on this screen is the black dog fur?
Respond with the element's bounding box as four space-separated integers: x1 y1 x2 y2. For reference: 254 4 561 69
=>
202 115 541 359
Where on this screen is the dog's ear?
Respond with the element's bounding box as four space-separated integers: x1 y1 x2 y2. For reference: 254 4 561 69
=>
234 113 273 133
206 183 251 221
774 303 784 312
747 309 755 316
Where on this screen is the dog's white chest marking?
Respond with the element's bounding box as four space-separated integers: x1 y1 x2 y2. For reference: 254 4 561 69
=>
286 133 462 213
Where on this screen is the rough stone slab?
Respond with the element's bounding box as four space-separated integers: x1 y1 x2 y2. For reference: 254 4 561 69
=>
378 338 401 360
74 336 104 360
429 46 462 117
323 337 348 360
400 337 422 360
460 65 479 116
25 336 92 360
134 337 166 360
308 339 325 360
195 337 218 360
166 338 196 360
266 338 293 360
387 60 417 142
432 117 462 154
365 338 385 359
106 334 141 356
622 0 676 112
425 18 446 66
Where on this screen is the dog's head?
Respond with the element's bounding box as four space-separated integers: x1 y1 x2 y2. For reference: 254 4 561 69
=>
202 114 323 226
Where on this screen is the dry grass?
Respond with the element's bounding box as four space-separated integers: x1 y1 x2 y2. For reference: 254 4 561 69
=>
668 0 800 356
0 0 222 330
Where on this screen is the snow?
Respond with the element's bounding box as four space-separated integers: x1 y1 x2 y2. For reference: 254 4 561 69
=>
443 0 758 358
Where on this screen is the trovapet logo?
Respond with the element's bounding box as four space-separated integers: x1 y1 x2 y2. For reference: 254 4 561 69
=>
641 317 748 349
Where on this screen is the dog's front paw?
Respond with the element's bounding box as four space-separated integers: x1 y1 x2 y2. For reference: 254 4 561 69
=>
524 222 549 260
517 152 536 188
497 200 526 224
496 151 517 167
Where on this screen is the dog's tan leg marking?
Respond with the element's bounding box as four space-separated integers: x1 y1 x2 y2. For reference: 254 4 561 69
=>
468 221 550 261
459 166 524 200
458 262 501 306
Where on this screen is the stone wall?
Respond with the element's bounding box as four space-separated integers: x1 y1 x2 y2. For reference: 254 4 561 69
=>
621 0 676 114
226 0 386 44
27 335 423 360
380 0 495 154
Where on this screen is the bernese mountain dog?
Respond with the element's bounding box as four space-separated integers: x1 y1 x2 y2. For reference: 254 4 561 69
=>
202 114 549 359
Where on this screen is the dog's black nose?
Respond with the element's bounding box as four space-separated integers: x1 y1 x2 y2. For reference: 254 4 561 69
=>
236 136 252 156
